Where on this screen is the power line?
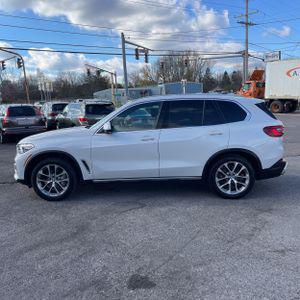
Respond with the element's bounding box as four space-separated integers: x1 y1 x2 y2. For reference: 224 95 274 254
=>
0 12 148 34
0 23 120 38
0 46 241 56
0 38 122 50
0 38 245 55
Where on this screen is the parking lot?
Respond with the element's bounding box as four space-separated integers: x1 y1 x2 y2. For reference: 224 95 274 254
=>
0 113 299 299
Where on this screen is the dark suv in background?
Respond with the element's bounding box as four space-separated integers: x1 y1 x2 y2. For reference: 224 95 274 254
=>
0 104 46 143
41 101 68 129
56 100 115 128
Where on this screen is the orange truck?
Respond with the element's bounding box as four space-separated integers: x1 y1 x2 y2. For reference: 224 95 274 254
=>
238 59 300 113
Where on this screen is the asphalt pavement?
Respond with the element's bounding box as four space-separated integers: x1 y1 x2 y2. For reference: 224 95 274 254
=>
0 113 299 299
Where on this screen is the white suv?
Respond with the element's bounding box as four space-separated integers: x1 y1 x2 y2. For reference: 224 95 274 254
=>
14 94 287 201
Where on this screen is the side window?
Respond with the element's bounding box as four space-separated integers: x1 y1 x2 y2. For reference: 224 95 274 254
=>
163 100 204 128
217 101 247 123
111 102 161 132
203 101 225 126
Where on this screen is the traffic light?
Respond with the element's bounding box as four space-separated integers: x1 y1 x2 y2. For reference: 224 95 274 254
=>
135 48 139 60
87 68 91 76
1 61 6 70
145 51 148 63
17 58 23 69
160 61 164 70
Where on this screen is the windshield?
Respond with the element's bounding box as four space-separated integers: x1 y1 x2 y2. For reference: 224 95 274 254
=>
8 106 36 117
85 104 114 115
52 103 68 112
242 83 251 91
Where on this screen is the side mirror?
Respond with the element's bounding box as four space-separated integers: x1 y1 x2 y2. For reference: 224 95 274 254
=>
102 121 112 134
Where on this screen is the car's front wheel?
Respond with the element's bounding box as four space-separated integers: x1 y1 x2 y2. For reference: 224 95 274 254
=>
208 155 255 199
31 158 77 201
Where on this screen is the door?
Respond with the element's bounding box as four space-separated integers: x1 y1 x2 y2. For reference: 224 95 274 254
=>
159 100 230 177
91 102 162 180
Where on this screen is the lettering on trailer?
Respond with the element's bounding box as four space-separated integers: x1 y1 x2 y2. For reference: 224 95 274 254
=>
286 66 300 79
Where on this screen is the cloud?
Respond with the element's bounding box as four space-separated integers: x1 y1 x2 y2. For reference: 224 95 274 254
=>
0 0 244 75
266 25 291 37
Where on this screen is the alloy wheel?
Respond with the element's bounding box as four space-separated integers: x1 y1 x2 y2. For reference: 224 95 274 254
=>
36 164 70 197
215 161 250 196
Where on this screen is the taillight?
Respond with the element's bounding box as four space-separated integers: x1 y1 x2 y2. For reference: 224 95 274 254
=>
3 108 9 124
263 125 284 137
78 117 88 123
48 112 57 117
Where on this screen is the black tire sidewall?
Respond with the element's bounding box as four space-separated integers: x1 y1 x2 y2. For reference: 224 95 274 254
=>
270 101 283 113
208 155 255 199
31 158 77 201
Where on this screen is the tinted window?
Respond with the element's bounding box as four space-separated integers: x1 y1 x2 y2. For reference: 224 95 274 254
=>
8 106 36 117
163 100 204 128
85 104 114 115
203 101 224 125
255 102 277 120
52 103 68 112
216 101 247 123
111 102 161 132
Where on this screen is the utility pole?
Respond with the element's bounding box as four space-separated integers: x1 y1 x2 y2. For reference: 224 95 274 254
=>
121 33 129 101
236 1 257 83
121 32 151 101
0 48 30 103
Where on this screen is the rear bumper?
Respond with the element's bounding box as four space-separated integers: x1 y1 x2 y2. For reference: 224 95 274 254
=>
2 127 46 135
257 159 287 180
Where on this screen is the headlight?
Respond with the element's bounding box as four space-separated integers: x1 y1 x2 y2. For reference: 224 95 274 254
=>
17 143 35 154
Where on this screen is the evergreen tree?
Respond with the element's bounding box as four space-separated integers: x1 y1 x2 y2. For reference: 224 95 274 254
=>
220 71 232 91
203 67 217 92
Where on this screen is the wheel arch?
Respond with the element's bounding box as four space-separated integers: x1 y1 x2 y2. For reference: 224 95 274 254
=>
202 148 262 180
24 150 83 186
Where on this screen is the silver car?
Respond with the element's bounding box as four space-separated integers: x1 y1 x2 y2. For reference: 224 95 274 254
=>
0 104 46 143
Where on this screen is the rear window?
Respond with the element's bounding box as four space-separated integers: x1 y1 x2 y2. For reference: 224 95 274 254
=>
255 102 277 119
52 103 68 112
8 106 36 117
217 101 247 123
85 104 114 115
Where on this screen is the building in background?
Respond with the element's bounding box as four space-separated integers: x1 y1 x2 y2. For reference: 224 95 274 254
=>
93 81 203 105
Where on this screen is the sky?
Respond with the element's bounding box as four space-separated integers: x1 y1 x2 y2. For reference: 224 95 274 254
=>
0 0 299 83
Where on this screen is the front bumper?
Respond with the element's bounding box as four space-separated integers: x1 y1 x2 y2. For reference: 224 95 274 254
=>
257 159 288 180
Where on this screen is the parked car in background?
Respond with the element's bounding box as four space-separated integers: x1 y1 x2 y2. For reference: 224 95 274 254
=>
56 100 115 128
15 94 286 201
0 104 46 143
41 101 68 130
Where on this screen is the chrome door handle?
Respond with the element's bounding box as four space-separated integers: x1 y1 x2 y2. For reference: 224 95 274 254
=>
209 131 223 136
141 137 155 141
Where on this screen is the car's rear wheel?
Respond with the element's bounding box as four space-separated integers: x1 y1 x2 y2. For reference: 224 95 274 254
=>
208 155 255 199
31 158 77 201
0 130 8 144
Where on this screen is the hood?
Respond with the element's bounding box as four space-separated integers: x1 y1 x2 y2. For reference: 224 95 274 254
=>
20 126 91 144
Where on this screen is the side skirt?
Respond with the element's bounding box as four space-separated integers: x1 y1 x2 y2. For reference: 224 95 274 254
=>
92 176 202 183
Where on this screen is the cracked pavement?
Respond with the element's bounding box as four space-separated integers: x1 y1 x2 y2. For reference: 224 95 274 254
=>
0 113 300 299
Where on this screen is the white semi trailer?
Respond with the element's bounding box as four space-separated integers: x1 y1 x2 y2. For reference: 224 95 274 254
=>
265 59 300 113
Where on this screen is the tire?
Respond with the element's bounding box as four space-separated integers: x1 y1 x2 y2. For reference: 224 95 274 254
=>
284 101 293 113
270 100 283 113
208 155 255 199
0 130 8 144
290 102 298 113
31 158 78 201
